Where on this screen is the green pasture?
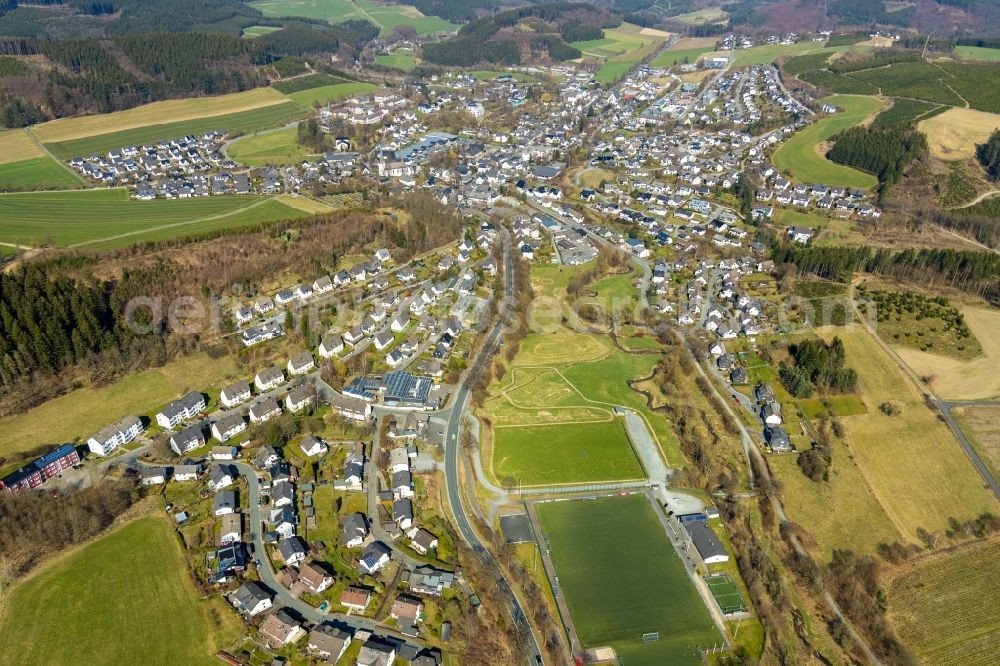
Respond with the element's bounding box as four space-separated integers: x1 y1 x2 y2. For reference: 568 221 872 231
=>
288 82 378 108
651 46 714 68
227 126 317 166
0 156 82 191
375 52 416 71
771 95 884 189
0 188 304 249
242 25 281 37
0 515 239 665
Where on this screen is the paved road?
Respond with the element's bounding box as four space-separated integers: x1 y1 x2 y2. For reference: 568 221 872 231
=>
441 223 544 664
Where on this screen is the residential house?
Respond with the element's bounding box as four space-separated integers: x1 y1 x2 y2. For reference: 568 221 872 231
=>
173 463 202 482
141 467 167 486
255 445 281 469
220 380 251 408
390 595 424 624
260 610 305 647
393 498 413 530
359 541 391 574
319 334 344 358
249 397 281 423
219 512 242 545
288 351 316 376
285 385 314 413
331 394 372 421
212 414 247 442
298 561 334 594
340 586 372 612
156 391 205 429
255 367 285 392
169 425 205 455
87 415 144 456
208 464 235 491
277 536 308 567
211 445 238 461
407 527 438 555
308 625 351 662
214 490 238 516
357 637 396 666
272 482 295 508
271 506 296 539
341 512 368 548
299 435 329 457
230 582 273 616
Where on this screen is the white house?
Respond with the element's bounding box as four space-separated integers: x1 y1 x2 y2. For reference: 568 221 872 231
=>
299 435 329 457
220 380 251 408
212 414 247 442
287 351 315 376
319 334 344 358
87 415 144 456
255 367 285 392
155 391 205 429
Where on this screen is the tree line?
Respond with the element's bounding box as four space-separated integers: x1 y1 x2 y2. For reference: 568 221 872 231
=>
771 244 1000 303
976 128 1000 181
828 124 927 199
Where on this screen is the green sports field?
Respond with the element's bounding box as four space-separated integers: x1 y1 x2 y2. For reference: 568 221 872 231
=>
44 101 308 160
771 95 884 189
375 52 416 71
0 155 82 191
0 188 305 249
705 574 749 614
535 494 721 665
0 515 239 665
493 419 644 486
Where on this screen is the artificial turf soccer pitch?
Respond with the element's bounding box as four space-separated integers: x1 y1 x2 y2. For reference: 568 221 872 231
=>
705 574 749 614
534 494 721 665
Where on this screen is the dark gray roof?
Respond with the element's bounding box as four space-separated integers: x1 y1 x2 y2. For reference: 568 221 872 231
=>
684 521 727 561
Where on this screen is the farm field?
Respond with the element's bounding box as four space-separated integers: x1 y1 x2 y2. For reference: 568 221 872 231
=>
874 98 945 127
375 51 416 71
0 352 238 458
769 436 900 557
44 101 308 160
227 126 317 166
287 81 378 108
893 306 1000 400
650 46 713 68
815 326 998 537
918 107 1000 159
670 8 727 24
249 0 457 35
954 405 1000 480
31 87 289 145
953 45 1000 62
886 537 1000 666
0 128 44 164
242 25 281 37
0 515 240 665
771 95 884 189
595 59 636 83
0 188 304 249
0 155 82 191
534 494 721 665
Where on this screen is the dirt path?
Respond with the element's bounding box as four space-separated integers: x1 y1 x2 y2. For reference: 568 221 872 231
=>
953 189 1000 210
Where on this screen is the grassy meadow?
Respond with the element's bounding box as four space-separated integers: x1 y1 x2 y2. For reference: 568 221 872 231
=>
375 51 417 71
954 45 1000 61
250 0 457 35
816 326 998 537
918 107 1000 159
227 126 317 166
287 81 378 108
0 128 45 164
771 95 884 188
242 25 281 37
535 494 721 665
0 155 82 191
0 352 238 457
0 188 305 249
0 515 240 665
